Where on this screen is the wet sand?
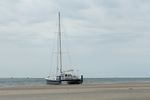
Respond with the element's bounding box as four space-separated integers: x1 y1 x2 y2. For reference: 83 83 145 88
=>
0 82 150 100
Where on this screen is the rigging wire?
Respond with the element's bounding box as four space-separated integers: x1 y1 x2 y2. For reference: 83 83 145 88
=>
49 13 80 76
61 16 72 69
61 15 79 75
49 15 58 76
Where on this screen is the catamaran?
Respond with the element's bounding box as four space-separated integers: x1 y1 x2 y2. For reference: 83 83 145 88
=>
45 12 83 85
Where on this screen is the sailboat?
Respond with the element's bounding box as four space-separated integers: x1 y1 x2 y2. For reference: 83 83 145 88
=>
45 12 83 85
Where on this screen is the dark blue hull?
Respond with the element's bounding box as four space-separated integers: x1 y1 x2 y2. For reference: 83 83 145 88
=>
67 79 83 84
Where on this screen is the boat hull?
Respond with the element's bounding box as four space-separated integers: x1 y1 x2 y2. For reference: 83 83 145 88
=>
64 75 83 84
67 79 82 84
46 79 61 85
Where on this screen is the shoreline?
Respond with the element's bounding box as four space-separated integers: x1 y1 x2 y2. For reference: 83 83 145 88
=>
1 82 150 90
1 81 150 88
1 82 150 100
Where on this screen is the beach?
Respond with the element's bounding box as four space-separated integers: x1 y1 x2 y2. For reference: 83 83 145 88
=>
0 83 150 100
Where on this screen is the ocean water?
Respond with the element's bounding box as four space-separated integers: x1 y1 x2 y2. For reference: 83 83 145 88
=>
0 78 150 87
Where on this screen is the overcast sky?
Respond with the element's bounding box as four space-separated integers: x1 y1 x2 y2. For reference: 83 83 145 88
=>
0 0 150 78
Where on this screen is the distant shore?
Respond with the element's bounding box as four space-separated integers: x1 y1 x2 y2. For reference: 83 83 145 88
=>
1 82 150 100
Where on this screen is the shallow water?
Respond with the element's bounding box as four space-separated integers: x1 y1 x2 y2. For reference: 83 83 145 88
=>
0 78 150 87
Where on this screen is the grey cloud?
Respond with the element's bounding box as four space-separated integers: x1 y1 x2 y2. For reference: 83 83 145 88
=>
1 0 150 77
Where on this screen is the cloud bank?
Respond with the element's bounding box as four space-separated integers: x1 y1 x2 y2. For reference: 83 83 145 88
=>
0 0 150 77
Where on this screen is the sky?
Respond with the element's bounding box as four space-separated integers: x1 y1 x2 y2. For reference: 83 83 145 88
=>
0 0 150 78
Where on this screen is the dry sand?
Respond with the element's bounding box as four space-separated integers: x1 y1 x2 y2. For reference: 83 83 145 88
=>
0 82 150 100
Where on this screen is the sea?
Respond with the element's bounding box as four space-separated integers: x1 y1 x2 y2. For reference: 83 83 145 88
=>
0 78 150 87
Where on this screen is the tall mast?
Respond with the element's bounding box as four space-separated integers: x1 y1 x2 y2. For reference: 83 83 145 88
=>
59 12 62 73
